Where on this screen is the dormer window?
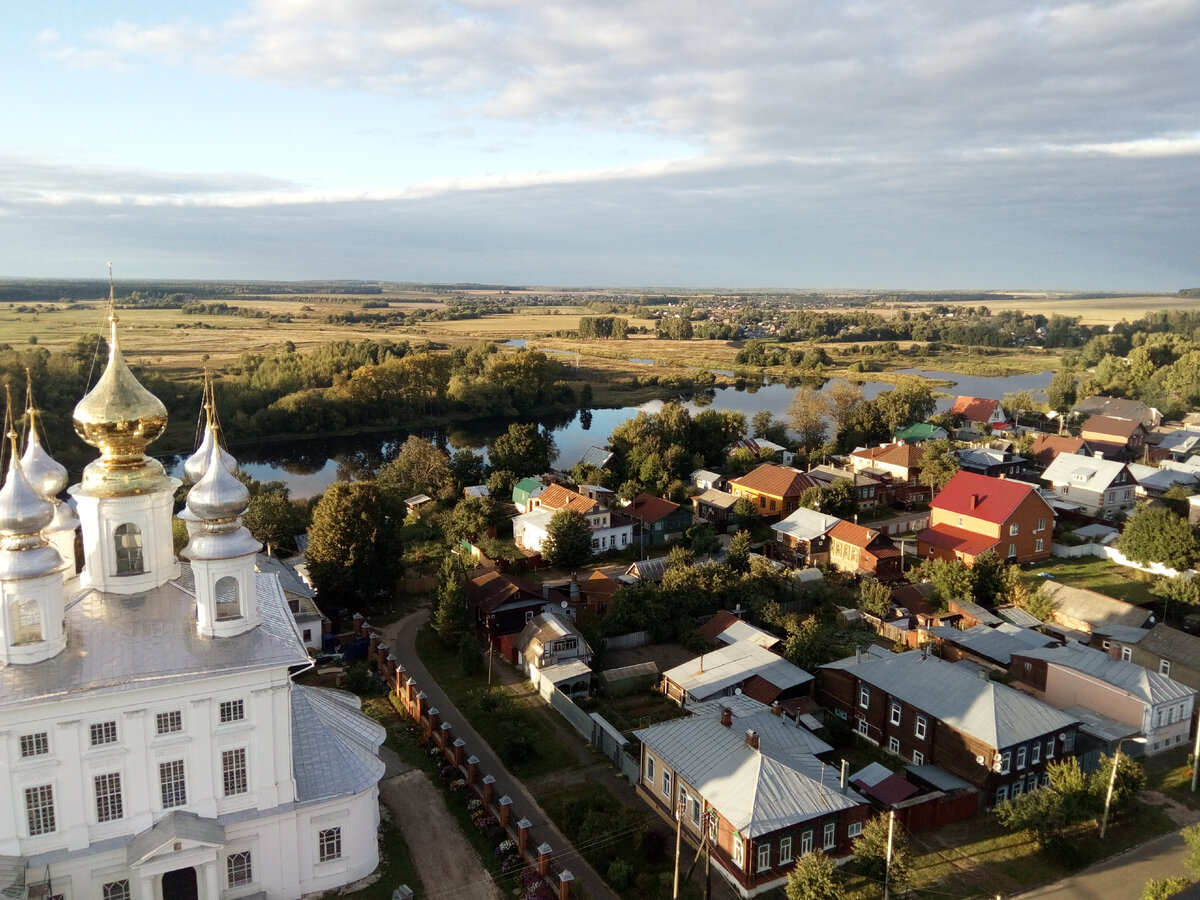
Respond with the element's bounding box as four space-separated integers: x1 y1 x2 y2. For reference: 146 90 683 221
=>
113 523 144 575
11 599 43 644
214 577 241 620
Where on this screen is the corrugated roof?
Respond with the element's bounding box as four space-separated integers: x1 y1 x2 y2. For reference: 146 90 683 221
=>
634 710 856 838
1138 624 1200 665
1041 581 1151 630
927 624 1054 665
698 611 780 649
1015 643 1195 705
819 651 1078 749
771 507 841 542
662 641 812 701
995 606 1045 628
895 423 946 442
578 446 615 469
729 463 818 498
931 470 1050 523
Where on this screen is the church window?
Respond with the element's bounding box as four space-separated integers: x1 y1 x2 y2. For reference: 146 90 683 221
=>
220 700 245 723
20 732 49 757
113 523 144 575
90 720 118 745
156 711 183 734
159 760 187 808
222 748 248 796
319 827 343 862
215 576 241 620
95 772 124 822
11 598 42 643
227 851 253 887
25 784 56 835
102 882 130 900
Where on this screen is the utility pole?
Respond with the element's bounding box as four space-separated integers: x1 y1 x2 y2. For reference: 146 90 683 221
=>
883 810 895 900
672 793 683 899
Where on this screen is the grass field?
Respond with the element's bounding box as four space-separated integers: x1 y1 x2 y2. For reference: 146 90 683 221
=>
1021 556 1159 607
936 294 1196 325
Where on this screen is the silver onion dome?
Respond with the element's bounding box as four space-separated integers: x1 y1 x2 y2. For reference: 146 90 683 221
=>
0 442 55 549
21 426 68 500
184 418 238 483
185 431 249 522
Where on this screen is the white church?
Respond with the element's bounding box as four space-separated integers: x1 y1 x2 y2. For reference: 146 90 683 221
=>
0 308 385 900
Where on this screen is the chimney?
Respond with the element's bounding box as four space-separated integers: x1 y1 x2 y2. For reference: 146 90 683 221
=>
542 583 550 599
721 707 733 728
855 644 862 664
840 759 849 793
745 729 760 751
771 701 783 717
969 494 979 509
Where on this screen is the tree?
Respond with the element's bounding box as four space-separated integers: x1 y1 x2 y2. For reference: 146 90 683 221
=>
432 554 469 644
907 556 974 609
726 531 753 574
919 438 960 493
971 549 1008 607
378 435 454 500
1119 505 1200 571
449 449 486 492
306 481 401 601
995 757 1093 852
687 522 722 557
1023 584 1058 621
854 814 910 891
874 378 936 434
1184 822 1200 880
859 577 892 617
445 496 494 547
1003 390 1039 428
488 423 557 476
1152 575 1200 622
825 380 865 438
732 496 761 533
1142 877 1191 900
542 509 593 568
788 387 829 452
752 409 788 444
243 484 309 553
785 850 844 900
1092 751 1146 816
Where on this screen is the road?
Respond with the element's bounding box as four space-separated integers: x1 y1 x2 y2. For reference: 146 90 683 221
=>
383 609 620 900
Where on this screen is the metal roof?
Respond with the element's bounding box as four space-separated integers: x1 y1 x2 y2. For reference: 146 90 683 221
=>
1137 624 1200 665
127 810 226 866
290 685 386 802
663 641 812 701
1042 452 1129 492
926 624 1055 665
1041 581 1152 630
1015 643 1195 705
820 651 1078 750
771 507 841 542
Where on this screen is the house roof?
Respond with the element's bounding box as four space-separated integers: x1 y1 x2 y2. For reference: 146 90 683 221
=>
808 465 883 488
634 709 859 838
995 606 1045 628
1129 461 1200 494
1030 434 1089 468
512 477 543 503
698 611 781 650
947 598 1004 627
729 463 819 498
771 507 841 542
1136 624 1200 667
950 396 1001 423
692 468 723 484
1081 415 1143 440
927 623 1056 666
515 611 590 655
1074 395 1154 425
1040 581 1152 631
819 651 1079 749
931 470 1050 523
851 441 925 470
466 570 565 615
628 492 683 524
956 447 1018 471
1156 430 1200 456
662 640 813 701
578 446 615 469
828 519 885 550
1014 643 1195 705
695 488 739 510
917 523 1000 557
895 423 947 442
624 555 672 581
536 483 598 514
1041 452 1129 492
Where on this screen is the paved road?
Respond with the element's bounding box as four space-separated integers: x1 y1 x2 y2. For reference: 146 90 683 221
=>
384 609 620 900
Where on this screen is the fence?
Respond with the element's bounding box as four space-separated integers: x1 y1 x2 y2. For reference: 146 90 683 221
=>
603 631 653 651
1052 541 1188 579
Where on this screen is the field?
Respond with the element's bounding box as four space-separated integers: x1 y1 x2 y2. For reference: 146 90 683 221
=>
936 293 1197 325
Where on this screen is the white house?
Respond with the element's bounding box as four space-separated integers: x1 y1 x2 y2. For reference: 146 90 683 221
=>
1040 452 1137 518
0 311 384 900
512 483 633 554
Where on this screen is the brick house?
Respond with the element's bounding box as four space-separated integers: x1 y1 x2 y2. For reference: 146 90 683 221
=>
1039 452 1136 518
827 520 903 581
819 649 1080 808
627 492 694 549
848 441 930 505
1079 415 1149 462
727 464 820 522
769 507 841 568
918 471 1054 564
634 701 869 898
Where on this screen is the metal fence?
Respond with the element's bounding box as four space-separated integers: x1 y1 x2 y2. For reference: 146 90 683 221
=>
603 631 653 651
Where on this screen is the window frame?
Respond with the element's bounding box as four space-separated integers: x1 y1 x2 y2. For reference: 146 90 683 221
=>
915 715 927 740
90 720 119 746
20 732 49 758
889 701 901 726
219 700 246 724
159 759 187 809
24 784 56 836
155 710 182 735
113 523 145 575
222 748 248 796
859 685 870 709
823 821 836 850
756 841 771 873
800 829 814 855
318 827 342 863
226 850 253 887
94 772 124 823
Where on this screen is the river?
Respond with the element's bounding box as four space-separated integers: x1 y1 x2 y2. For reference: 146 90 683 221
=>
168 368 1052 498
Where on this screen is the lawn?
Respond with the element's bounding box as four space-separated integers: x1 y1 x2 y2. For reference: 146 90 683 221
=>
580 690 689 734
1022 555 1159 607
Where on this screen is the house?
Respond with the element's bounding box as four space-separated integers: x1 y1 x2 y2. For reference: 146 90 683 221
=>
257 553 327 650
1079 415 1149 462
513 483 634 554
895 423 949 443
404 492 434 512
1029 434 1092 471
1127 458 1200 499
807 465 886 511
511 476 545 511
514 612 593 697
694 488 740 530
692 469 725 491
819 650 1081 807
827 520 903 581
699 611 781 650
0 322 384 900
848 442 930 505
1073 395 1161 430
769 507 841 568
1038 581 1152 634
1127 625 1200 692
622 556 672 583
729 437 796 467
627 492 694 549
727 464 820 522
924 623 1058 670
577 483 616 506
1156 429 1200 461
1040 452 1137 518
1010 643 1196 756
918 471 1054 564
633 702 869 898
950 396 1007 430
661 641 814 707
577 445 615 471
463 484 490 499
466 570 567 640
954 447 1025 479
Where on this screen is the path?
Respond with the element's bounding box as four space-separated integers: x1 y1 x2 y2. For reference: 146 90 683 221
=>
383 609 621 900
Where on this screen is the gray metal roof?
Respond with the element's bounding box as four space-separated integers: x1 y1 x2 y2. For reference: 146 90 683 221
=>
820 651 1078 749
926 624 1055 665
952 600 1003 627
578 446 615 469
1138 624 1200 665
290 685 386 802
770 507 841 542
663 641 812 701
1090 624 1152 645
127 810 226 866
0 567 310 708
1065 704 1141 744
995 606 1044 628
1041 452 1127 492
905 764 973 793
634 709 855 838
1041 581 1152 630
1015 643 1195 705
257 552 315 598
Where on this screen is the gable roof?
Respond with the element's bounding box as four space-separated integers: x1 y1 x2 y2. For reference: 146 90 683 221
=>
536 483 598 514
820 651 1078 749
851 441 925 470
512 477 543 503
698 611 781 650
1041 452 1129 492
931 470 1049 522
695 487 739 510
1157 430 1200 456
1137 624 1200 666
771 506 842 542
1074 395 1154 425
1014 643 1194 705
950 396 1001 423
578 446 615 469
628 492 684 524
828 519 885 549
895 423 947 442
466 570 565 614
927 623 1056 666
663 640 813 701
1041 581 1152 631
1030 434 1089 468
917 523 1000 558
729 463 819 498
1081 415 1144 440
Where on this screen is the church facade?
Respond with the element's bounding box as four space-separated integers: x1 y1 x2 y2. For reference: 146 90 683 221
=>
0 309 384 900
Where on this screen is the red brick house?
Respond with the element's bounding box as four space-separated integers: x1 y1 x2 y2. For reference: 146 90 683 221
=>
918 471 1054 564
1079 415 1149 462
827 520 903 581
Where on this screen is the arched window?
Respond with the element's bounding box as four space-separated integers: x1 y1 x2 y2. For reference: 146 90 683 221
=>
113 524 144 575
214 577 241 620
11 599 43 644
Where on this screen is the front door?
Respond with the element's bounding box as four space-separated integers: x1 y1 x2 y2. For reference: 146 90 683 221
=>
161 867 198 900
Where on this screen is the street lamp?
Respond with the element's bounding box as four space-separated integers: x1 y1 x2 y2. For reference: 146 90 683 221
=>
1100 735 1148 838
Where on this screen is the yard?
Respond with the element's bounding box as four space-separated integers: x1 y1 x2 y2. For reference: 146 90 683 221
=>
1021 555 1160 608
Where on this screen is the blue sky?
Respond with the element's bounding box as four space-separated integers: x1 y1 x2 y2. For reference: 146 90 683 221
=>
2 0 1197 289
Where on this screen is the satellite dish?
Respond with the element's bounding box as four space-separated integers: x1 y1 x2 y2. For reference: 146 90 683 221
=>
1058 733 1066 741
735 688 743 696
561 601 569 608
976 755 986 766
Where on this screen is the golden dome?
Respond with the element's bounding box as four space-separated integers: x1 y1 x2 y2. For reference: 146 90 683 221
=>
71 312 172 496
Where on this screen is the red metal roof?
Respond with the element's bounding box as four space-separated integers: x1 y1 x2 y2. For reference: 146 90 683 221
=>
739 674 783 705
628 492 683 524
917 523 1000 557
828 519 882 549
729 464 819 498
930 470 1045 523
950 396 1000 423
850 441 924 470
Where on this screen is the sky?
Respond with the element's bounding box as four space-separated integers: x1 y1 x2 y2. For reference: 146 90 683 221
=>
1 0 1197 290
